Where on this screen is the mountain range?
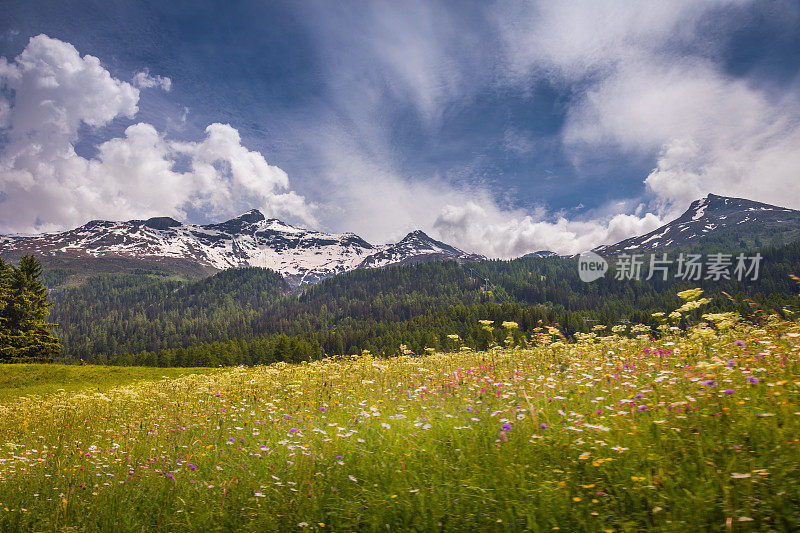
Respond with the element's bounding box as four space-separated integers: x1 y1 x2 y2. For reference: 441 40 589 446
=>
0 209 483 285
1 193 799 285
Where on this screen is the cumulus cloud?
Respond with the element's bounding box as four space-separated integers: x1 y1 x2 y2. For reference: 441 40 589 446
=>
0 35 313 233
132 69 171 91
433 202 662 257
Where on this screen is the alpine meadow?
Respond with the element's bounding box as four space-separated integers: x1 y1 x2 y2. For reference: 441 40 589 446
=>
2 1 800 531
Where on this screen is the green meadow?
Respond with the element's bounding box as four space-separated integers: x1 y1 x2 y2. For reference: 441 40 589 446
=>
0 296 798 531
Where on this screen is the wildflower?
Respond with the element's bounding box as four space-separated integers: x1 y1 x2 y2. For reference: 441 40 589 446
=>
501 422 512 431
540 423 548 430
298 522 308 527
188 464 197 471
734 340 746 347
637 405 649 411
703 380 717 387
320 407 326 412
731 473 751 479
746 376 759 384
349 475 357 482
722 389 735 394
255 491 265 498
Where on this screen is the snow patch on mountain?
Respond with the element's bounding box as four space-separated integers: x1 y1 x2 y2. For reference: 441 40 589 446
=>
0 210 484 285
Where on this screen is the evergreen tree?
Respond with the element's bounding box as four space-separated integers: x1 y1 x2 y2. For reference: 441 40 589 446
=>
2 255 61 362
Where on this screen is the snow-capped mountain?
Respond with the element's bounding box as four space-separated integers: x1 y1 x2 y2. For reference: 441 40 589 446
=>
0 210 483 285
522 250 557 259
358 230 484 269
594 194 800 256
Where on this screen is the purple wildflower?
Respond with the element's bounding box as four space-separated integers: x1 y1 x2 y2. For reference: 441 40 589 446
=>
638 405 649 411
501 422 512 431
734 340 746 347
723 389 735 394
540 422 548 430
188 464 197 471
320 407 326 412
746 376 759 384
703 380 717 387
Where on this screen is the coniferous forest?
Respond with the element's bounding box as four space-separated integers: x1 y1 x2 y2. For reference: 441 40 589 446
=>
3 239 797 367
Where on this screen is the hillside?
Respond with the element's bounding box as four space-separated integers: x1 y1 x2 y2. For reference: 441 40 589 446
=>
594 194 800 255
43 239 800 365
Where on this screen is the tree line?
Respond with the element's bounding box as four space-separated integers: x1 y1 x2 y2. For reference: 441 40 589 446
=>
32 238 800 367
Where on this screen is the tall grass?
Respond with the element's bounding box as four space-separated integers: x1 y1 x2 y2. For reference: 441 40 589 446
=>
0 312 798 531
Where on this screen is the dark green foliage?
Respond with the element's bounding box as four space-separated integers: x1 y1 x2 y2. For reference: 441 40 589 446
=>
40 240 800 367
0 255 61 362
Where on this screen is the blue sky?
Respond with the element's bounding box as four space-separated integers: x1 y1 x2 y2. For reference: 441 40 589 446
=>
1 0 799 256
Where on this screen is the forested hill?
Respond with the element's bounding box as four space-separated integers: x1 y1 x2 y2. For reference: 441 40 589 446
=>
36 238 800 366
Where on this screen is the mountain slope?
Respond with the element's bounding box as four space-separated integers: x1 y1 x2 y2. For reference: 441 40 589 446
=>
358 230 484 269
0 210 484 285
594 194 800 255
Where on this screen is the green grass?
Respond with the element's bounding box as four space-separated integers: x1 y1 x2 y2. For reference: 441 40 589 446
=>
0 310 798 531
0 364 221 401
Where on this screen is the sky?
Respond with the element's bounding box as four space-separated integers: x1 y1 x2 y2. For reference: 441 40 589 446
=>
1 0 799 256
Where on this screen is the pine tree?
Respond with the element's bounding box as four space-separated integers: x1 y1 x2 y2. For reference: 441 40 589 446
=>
3 255 61 362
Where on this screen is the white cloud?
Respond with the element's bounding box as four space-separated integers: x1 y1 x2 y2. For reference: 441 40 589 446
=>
495 1 800 218
132 69 172 91
297 2 672 255
433 201 662 257
0 35 313 233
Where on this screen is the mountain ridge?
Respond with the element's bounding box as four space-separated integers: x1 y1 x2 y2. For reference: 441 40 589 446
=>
0 210 484 285
593 193 800 256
